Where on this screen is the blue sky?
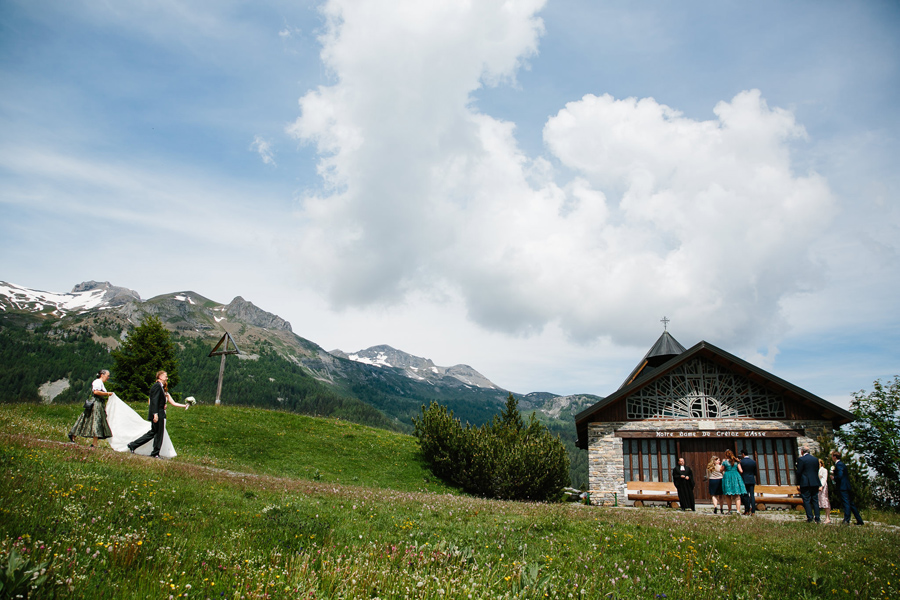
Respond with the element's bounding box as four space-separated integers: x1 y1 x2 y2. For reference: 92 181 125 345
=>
1 0 898 407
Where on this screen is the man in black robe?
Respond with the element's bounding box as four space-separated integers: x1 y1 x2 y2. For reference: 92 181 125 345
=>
673 457 696 511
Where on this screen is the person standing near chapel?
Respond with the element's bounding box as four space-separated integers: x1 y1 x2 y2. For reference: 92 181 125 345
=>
739 449 758 515
672 457 696 511
830 451 864 526
796 446 821 523
127 371 186 458
818 458 833 524
706 456 725 514
720 449 747 514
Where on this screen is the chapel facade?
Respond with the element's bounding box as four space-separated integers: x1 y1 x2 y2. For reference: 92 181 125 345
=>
574 331 855 505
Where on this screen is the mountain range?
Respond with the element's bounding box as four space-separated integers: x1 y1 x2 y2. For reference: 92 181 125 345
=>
0 280 498 388
0 280 600 426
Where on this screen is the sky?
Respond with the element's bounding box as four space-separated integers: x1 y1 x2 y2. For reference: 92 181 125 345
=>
1 0 898 408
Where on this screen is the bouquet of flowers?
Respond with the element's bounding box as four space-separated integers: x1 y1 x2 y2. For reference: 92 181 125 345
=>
185 396 197 410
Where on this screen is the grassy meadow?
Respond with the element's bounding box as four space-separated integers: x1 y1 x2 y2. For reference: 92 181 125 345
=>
1 402 899 600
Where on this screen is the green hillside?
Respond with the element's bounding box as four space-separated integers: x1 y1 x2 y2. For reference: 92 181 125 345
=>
0 402 455 494
2 403 898 600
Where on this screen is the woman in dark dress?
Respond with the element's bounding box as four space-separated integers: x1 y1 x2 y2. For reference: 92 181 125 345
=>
68 369 113 447
707 456 724 514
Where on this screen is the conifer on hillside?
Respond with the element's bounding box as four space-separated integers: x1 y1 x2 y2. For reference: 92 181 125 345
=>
110 316 180 401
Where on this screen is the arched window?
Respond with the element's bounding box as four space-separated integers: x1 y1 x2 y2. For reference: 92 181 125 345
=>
625 358 785 420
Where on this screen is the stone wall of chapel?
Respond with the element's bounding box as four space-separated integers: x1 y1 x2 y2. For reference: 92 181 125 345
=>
586 422 625 506
586 419 834 506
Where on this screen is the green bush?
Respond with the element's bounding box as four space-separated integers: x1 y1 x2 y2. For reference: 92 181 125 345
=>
413 394 569 501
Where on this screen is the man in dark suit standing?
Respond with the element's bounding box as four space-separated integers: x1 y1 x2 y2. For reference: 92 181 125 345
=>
127 371 178 458
796 446 821 523
831 451 864 525
739 449 758 515
672 457 696 511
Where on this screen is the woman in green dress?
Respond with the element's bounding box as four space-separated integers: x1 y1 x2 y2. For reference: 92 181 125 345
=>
68 369 113 447
720 449 748 515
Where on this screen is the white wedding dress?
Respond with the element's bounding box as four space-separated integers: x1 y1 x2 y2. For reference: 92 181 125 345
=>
106 393 177 458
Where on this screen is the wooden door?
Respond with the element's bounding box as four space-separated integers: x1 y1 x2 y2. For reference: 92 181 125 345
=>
679 439 739 502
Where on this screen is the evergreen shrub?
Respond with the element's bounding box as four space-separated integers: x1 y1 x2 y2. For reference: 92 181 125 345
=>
413 394 569 501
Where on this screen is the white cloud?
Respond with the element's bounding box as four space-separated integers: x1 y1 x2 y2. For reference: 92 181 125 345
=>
543 90 836 346
287 0 547 302
250 135 276 166
287 0 836 353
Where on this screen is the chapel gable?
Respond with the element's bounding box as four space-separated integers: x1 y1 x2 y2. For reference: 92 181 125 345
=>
623 356 786 420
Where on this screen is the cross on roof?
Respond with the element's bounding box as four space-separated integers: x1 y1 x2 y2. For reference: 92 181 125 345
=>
660 316 670 331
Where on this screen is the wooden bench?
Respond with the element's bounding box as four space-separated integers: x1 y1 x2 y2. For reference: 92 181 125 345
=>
754 485 804 511
627 481 680 508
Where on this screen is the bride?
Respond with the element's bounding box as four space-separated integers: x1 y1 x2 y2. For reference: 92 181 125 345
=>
106 393 177 458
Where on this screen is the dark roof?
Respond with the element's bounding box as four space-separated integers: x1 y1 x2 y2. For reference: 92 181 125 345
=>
618 331 687 390
574 339 855 449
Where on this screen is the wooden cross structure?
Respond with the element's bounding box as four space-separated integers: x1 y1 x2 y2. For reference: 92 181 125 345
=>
208 331 241 405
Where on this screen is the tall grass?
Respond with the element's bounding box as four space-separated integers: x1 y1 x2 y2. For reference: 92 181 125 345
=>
1 403 898 599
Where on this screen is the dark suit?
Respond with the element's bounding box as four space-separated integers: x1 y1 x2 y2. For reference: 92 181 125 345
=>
833 460 864 525
128 381 167 456
672 464 696 511
739 455 758 514
796 452 821 523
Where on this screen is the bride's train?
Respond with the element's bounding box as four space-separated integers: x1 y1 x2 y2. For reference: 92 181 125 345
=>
105 393 177 458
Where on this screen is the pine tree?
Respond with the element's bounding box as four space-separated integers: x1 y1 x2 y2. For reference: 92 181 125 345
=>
496 393 525 433
110 316 180 401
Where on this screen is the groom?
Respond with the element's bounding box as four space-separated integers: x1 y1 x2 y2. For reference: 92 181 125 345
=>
127 371 170 458
831 451 864 525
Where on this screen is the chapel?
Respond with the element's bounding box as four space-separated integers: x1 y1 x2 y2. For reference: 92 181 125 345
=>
574 329 855 505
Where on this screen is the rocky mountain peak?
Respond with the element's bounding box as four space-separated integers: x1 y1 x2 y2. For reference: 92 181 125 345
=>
444 364 498 389
225 296 292 332
333 344 499 389
71 281 141 306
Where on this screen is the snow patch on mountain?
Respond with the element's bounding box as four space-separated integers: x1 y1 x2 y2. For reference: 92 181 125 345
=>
332 344 499 390
0 281 115 316
347 350 393 368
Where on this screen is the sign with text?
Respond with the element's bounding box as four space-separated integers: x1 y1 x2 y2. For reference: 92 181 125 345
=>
616 430 801 439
